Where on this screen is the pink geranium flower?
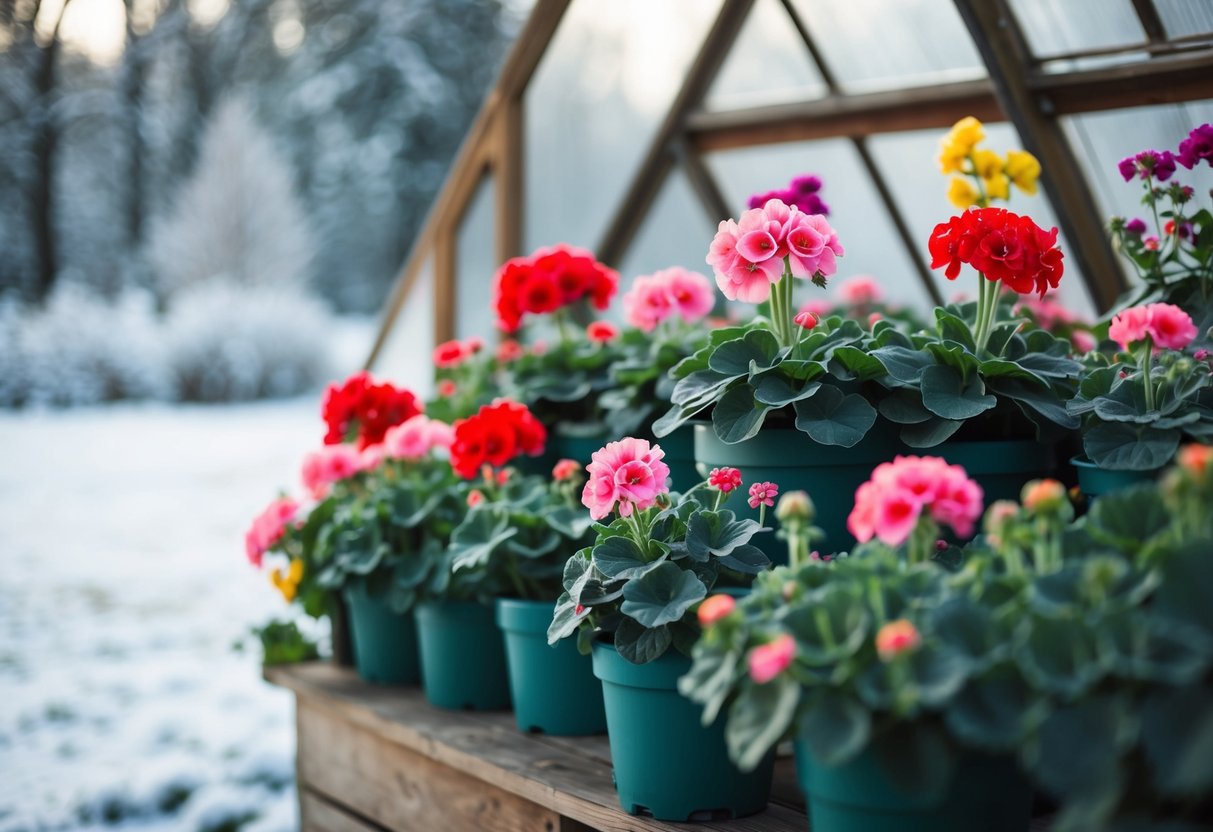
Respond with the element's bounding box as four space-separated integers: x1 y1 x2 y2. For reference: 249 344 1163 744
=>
836 275 883 305
708 466 743 493
707 203 791 303
245 497 299 567
383 414 443 461
799 298 833 318
747 481 779 509
581 437 671 520
748 634 796 683
664 268 715 323
587 321 619 344
848 456 983 546
553 459 582 481
300 444 362 499
784 212 844 281
623 274 672 331
1109 303 1197 351
1108 306 1152 349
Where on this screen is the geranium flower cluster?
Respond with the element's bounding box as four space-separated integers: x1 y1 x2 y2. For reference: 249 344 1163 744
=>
938 116 1041 209
1177 123 1213 170
928 206 1064 298
847 456 984 547
707 198 845 303
448 399 546 479
301 444 364 499
245 497 299 567
383 414 455 461
1119 149 1177 183
581 437 670 520
1108 303 1197 352
492 245 618 333
321 371 422 449
747 174 829 217
432 336 484 369
622 267 715 332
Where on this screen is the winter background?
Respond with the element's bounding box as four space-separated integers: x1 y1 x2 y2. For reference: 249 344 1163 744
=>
0 1 524 830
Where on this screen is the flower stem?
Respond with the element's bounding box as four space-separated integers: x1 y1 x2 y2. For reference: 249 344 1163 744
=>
1141 338 1157 412
973 274 997 355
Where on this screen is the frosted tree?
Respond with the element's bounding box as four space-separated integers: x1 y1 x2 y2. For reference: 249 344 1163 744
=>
145 95 315 300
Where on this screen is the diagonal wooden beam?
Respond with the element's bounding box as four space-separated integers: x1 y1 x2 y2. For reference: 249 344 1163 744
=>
596 0 757 266
952 0 1127 313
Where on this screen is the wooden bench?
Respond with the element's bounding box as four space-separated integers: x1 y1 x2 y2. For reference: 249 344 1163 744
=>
267 662 809 832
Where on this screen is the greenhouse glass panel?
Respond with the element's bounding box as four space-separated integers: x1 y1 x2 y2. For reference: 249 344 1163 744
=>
703 0 827 111
706 138 935 312
867 125 1096 321
1007 0 1144 57
373 259 435 396
455 175 497 340
524 0 722 253
1155 0 1213 38
788 0 986 93
617 168 716 288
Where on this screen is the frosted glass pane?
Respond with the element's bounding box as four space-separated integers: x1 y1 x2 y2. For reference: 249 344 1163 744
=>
524 0 722 253
1156 0 1213 38
867 125 1095 321
372 259 435 398
1062 101 1213 284
705 139 934 312
788 0 985 93
704 0 827 111
456 176 497 339
1008 0 1144 57
618 168 717 288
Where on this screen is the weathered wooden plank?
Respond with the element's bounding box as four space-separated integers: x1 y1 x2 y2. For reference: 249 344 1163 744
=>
300 788 386 832
270 663 806 832
299 700 561 832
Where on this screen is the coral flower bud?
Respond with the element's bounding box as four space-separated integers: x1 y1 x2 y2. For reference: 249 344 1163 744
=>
1177 444 1212 478
697 594 737 628
875 619 921 662
775 490 815 523
748 634 796 683
793 310 819 330
1021 479 1067 514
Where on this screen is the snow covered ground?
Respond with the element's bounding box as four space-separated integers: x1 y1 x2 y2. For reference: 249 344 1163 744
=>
0 322 372 832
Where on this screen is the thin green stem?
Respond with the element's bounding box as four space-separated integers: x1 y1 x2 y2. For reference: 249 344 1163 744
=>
1141 338 1157 412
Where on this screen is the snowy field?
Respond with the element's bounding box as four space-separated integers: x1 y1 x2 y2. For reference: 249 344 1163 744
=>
0 326 370 832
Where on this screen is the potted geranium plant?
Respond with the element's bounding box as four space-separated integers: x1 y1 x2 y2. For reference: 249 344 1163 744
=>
493 245 623 467
602 267 717 488
445 458 601 734
547 439 774 821
1066 301 1211 496
412 398 547 710
426 334 501 423
682 456 1040 832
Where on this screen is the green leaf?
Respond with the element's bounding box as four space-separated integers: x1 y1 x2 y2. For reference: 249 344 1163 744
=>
831 346 890 381
686 510 766 560
708 329 783 376
547 591 589 644
796 688 871 767
1015 614 1105 699
725 674 799 773
717 544 771 574
869 722 956 799
620 561 706 628
870 345 935 384
712 384 772 444
1017 351 1080 379
1084 485 1171 551
934 308 977 351
614 617 673 664
988 377 1079 430
1029 695 1132 798
1084 422 1179 471
793 386 877 447
680 646 740 725
544 506 595 540
448 510 518 572
390 487 444 528
920 364 996 420
878 389 932 425
752 371 821 407
783 585 870 664
671 369 739 408
1141 683 1213 797
945 665 1042 751
593 535 666 580
900 416 962 448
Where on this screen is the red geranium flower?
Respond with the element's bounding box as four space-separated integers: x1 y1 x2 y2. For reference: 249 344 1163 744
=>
321 371 421 449
449 400 547 479
491 245 619 333
928 207 1063 298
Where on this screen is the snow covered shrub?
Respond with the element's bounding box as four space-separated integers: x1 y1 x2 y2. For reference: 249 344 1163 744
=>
145 96 315 302
164 281 333 402
0 284 169 407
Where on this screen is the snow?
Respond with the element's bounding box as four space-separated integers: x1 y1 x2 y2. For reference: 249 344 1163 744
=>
0 324 373 832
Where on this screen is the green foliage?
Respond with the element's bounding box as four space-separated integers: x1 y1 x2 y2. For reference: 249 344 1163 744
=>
250 619 320 666
501 327 621 434
600 325 710 437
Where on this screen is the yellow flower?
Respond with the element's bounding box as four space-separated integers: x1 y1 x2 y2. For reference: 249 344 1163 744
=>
1005 150 1041 195
947 177 979 209
938 141 968 174
983 172 1010 201
971 148 1003 180
950 116 985 149
270 559 304 604
938 116 985 173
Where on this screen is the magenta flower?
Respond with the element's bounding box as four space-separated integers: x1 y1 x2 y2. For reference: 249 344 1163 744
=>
748 634 796 684
1177 123 1213 169
747 481 779 509
1118 150 1177 182
581 437 671 520
1124 217 1147 235
708 466 743 493
245 497 300 567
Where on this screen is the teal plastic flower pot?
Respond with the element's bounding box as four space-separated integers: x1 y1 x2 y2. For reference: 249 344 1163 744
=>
415 600 511 710
694 424 906 560
795 741 1032 832
496 599 606 735
342 581 419 684
592 643 774 821
656 425 699 493
695 426 1059 559
1071 456 1160 500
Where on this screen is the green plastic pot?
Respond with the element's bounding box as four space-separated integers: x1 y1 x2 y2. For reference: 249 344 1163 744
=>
592 642 774 821
1071 455 1160 499
496 599 606 735
656 426 699 493
695 426 1058 560
342 581 419 684
795 741 1032 832
415 600 510 710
